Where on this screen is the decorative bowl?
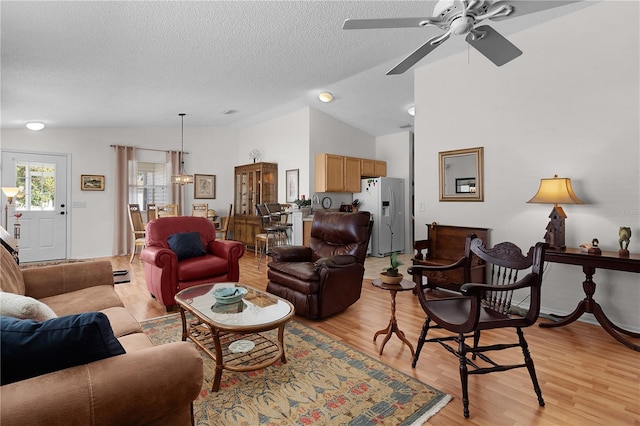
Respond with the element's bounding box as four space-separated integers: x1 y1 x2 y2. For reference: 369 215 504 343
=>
211 286 248 304
379 272 403 285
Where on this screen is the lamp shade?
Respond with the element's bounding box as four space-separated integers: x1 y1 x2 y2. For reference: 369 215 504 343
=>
527 175 583 206
1 187 20 198
171 174 194 184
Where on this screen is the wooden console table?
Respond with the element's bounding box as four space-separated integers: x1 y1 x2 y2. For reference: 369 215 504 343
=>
540 247 640 351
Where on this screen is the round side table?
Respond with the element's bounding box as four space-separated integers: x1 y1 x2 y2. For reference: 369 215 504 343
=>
371 278 416 356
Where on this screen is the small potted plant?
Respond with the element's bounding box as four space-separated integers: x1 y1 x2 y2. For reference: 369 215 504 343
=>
380 252 404 284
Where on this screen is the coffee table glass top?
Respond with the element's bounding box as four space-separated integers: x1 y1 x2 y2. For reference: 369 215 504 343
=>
175 283 292 328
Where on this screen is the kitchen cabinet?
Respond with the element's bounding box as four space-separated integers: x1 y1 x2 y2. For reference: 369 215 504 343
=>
315 154 362 193
360 159 387 178
233 162 278 248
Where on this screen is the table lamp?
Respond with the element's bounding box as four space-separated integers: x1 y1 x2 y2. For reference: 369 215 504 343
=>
527 175 583 250
2 187 20 229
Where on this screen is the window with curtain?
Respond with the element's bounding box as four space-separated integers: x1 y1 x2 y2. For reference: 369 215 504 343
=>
132 161 168 212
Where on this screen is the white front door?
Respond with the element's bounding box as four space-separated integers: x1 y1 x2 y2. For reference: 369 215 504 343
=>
1 151 69 262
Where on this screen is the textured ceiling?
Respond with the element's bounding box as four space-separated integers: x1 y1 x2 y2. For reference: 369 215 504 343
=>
1 1 588 136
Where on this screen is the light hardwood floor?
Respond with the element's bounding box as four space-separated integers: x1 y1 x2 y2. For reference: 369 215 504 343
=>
110 253 639 425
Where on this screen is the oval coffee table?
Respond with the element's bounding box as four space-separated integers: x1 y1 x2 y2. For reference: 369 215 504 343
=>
175 283 295 392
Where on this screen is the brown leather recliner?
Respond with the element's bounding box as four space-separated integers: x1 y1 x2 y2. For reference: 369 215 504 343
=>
266 211 373 319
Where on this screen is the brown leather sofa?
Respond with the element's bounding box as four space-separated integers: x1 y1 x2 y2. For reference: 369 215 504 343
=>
0 247 203 426
266 211 373 319
141 216 245 308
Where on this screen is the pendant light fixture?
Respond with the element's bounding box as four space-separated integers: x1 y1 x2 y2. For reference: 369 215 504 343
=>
171 113 193 185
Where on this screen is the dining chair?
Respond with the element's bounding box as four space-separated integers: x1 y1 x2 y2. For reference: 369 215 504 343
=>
191 203 208 218
127 204 146 263
146 203 157 222
215 204 233 241
157 204 178 217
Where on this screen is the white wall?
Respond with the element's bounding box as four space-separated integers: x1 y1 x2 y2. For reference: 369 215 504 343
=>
413 1 639 330
309 108 375 207
1 126 238 257
238 108 310 202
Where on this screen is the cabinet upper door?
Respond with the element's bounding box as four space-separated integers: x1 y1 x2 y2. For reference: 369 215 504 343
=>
344 156 362 192
316 154 344 192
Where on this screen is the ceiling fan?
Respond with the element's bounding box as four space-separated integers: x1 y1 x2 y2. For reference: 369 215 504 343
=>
344 0 541 74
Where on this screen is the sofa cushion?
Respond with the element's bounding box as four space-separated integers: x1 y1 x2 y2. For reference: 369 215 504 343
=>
0 292 57 321
0 312 126 385
167 232 206 260
0 246 25 295
39 285 124 317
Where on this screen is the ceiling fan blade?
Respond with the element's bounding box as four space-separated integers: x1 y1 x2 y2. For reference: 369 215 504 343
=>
488 0 581 21
387 34 448 75
343 18 431 30
466 25 522 66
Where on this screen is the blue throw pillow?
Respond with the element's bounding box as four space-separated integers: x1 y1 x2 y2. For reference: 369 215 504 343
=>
0 312 125 385
167 232 206 260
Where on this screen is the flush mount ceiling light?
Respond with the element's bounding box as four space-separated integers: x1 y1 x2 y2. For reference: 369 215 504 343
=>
26 122 45 131
318 92 333 103
171 113 193 185
407 106 415 116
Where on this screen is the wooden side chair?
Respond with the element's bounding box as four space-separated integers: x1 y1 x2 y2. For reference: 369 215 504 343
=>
157 204 178 217
408 237 548 418
191 203 208 217
146 203 157 222
215 204 233 241
127 204 146 263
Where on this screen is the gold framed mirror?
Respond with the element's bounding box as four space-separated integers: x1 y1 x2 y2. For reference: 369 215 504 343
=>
439 147 484 202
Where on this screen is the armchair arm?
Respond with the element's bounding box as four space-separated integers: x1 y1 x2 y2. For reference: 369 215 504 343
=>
139 245 177 268
22 261 114 300
460 272 538 296
0 342 203 426
407 256 468 275
270 245 313 263
207 239 244 259
314 258 364 319
208 239 245 282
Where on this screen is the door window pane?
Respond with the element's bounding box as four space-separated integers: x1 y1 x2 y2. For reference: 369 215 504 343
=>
15 161 55 211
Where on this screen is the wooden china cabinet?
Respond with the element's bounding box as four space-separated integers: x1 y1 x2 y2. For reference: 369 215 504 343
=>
232 162 278 249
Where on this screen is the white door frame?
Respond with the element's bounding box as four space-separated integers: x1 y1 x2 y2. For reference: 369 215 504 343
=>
1 149 72 261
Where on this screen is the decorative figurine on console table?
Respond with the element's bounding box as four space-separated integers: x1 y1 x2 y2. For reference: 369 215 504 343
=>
580 238 601 255
618 227 631 258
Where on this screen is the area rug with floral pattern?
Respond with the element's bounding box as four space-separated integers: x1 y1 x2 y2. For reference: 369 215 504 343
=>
142 314 451 426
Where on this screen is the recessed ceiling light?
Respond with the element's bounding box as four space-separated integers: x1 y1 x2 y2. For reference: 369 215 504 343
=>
318 92 333 103
26 122 45 131
407 106 415 116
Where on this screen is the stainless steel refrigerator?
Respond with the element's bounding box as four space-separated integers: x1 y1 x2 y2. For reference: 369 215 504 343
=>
353 177 405 258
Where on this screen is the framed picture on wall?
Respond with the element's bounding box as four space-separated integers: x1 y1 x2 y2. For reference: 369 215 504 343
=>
80 175 105 191
286 169 299 203
194 174 216 199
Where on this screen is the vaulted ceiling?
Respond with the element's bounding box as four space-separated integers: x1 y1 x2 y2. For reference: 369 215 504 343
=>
1 1 589 137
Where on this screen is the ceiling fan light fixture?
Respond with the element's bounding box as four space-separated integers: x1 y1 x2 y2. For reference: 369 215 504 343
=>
318 92 333 103
26 122 45 131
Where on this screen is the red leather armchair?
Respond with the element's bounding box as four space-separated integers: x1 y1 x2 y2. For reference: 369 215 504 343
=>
267 211 373 319
141 216 245 308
